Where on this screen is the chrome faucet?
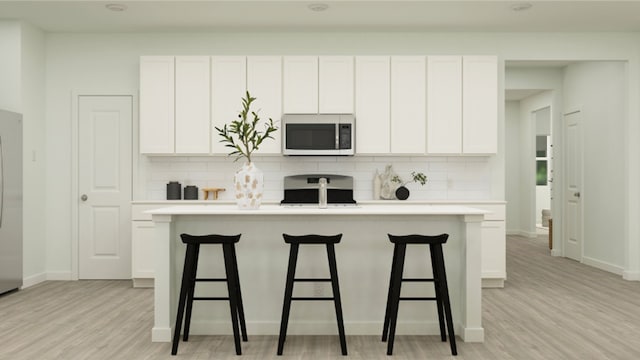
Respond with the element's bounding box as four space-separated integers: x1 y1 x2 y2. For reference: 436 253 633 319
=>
318 177 328 208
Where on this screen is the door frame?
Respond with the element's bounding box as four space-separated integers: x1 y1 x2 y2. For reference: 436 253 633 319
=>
70 90 139 280
561 107 584 261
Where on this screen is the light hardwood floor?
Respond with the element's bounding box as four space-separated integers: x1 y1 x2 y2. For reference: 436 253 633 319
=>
2 235 640 359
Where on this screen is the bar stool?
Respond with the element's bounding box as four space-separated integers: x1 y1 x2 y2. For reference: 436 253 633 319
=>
171 233 247 356
277 234 348 356
381 233 457 356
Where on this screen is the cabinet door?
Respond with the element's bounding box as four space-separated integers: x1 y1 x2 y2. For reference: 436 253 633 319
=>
355 56 390 154
175 56 210 154
132 221 155 279
426 56 462 154
481 221 506 281
283 56 318 114
139 56 174 154
319 56 354 114
463 56 498 154
247 56 283 154
211 56 247 154
391 56 426 154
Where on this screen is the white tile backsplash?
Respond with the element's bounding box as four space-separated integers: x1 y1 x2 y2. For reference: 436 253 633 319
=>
143 156 491 201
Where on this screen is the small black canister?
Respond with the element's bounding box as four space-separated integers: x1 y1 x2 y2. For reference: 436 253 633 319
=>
184 185 198 200
166 181 182 200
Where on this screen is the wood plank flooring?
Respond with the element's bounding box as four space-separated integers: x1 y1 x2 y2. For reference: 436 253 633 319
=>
2 235 640 359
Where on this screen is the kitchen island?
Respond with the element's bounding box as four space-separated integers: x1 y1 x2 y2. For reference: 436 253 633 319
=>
148 204 487 343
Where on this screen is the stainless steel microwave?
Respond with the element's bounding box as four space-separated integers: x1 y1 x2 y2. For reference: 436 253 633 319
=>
282 114 355 156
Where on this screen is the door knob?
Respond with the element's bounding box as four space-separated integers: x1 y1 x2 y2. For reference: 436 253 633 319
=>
574 192 580 198
81 194 88 201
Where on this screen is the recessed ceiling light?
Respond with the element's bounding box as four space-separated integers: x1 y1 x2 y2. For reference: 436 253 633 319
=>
308 3 329 12
510 2 533 12
105 3 127 12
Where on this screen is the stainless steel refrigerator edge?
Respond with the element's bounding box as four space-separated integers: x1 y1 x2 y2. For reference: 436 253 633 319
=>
0 110 22 295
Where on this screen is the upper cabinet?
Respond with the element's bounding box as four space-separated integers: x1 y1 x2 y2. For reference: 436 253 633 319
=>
211 56 247 154
283 56 318 113
247 56 283 155
391 56 426 154
426 56 463 154
319 56 354 114
140 56 175 154
355 56 391 154
462 56 498 154
175 56 210 154
426 55 498 155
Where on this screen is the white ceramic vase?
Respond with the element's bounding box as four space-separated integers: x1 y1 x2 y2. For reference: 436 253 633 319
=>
234 162 264 210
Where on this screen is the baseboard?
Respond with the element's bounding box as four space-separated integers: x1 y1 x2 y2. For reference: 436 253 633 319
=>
22 272 47 289
506 229 537 238
132 278 154 288
582 256 624 275
462 327 484 343
551 249 562 257
152 327 172 342
46 271 73 281
622 270 640 281
482 278 505 288
188 320 447 336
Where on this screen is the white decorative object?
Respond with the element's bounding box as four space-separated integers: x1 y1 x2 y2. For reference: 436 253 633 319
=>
373 170 382 200
379 165 399 200
234 162 264 210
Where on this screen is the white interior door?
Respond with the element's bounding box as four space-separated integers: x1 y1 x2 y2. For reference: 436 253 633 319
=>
564 110 582 261
79 96 132 279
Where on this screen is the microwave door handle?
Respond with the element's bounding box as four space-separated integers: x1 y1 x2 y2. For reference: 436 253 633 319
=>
335 123 339 150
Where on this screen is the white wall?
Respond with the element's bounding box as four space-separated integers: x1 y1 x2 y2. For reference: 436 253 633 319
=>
563 61 627 271
20 23 47 285
504 100 521 233
0 21 21 112
43 31 640 277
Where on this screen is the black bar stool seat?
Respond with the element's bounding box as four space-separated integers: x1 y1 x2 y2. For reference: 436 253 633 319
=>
171 233 247 356
277 233 348 356
382 233 457 356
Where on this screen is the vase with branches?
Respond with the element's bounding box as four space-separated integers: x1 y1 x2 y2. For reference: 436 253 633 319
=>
215 91 278 209
391 171 427 200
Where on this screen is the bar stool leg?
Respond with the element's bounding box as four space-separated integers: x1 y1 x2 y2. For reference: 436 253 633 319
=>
277 243 299 356
434 244 457 356
327 243 348 356
223 244 242 355
429 244 447 342
387 243 407 356
382 244 398 342
230 245 248 342
183 244 200 342
172 244 197 355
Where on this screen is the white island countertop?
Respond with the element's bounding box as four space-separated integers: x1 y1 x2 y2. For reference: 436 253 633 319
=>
146 204 489 216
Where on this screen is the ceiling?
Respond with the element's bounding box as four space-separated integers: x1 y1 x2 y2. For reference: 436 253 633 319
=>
2 1 640 33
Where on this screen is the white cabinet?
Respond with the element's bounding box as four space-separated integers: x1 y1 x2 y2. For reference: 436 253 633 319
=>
355 56 391 154
426 56 463 154
463 56 498 154
175 56 210 154
247 56 283 154
426 55 498 155
468 203 507 288
283 56 318 113
391 56 426 154
211 56 247 154
140 56 175 154
319 56 354 114
131 204 158 288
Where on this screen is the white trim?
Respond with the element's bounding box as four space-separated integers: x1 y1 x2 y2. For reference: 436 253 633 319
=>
622 271 640 281
71 90 137 280
46 271 73 281
132 278 154 288
22 272 47 288
482 278 505 288
551 249 562 257
582 256 624 275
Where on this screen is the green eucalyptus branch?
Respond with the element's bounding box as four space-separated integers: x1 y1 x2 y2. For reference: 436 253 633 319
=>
391 171 428 186
214 91 279 163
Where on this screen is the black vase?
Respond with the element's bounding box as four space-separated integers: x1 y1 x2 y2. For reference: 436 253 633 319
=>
184 185 198 200
395 186 410 200
166 181 182 200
